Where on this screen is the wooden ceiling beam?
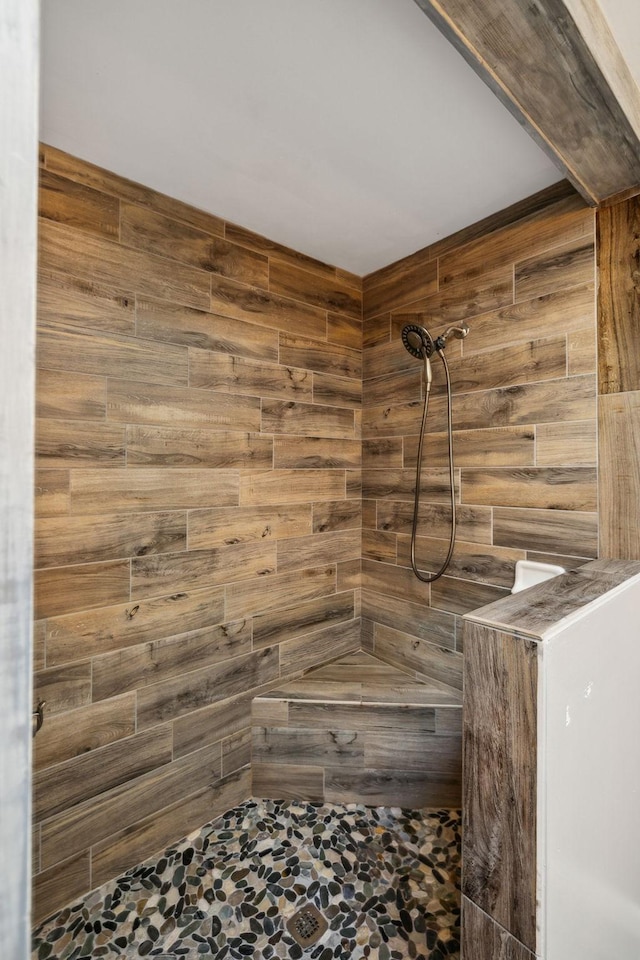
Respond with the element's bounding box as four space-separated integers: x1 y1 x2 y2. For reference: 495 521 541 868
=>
413 0 640 205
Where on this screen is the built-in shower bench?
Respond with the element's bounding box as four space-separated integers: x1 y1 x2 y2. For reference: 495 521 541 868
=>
251 652 462 808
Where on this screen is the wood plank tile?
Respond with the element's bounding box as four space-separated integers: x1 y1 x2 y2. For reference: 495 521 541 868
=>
279 619 360 676
443 375 596 432
120 202 268 286
46 586 225 665
597 197 640 394
361 588 455 648
493 507 598 558
34 560 130 619
397 537 523 589
536 419 597 465
36 418 125 469
261 399 355 439
362 400 429 439
37 324 188 386
362 529 397 563
288 701 437 736
173 692 254 758
240 469 345 505
34 692 136 771
460 283 595 353
279 333 361 380
252 699 289 726
126 424 273 469
515 235 595 302
362 468 458 503
363 252 437 319
33 851 90 925
136 647 279 729
107 378 261 432
34 662 92 716
374 624 462 690
39 219 210 310
312 499 361 533
362 499 377 530
222 728 252 776
324 767 461 808
430 576 509 616
270 260 361 319
277 530 360 573
462 466 597 510
189 350 312 401
337 558 360 592
36 368 105 421
599 390 640 559
436 337 567 396
225 564 336 621
210 275 327 339
327 313 362 350
33 725 173 822
43 144 226 237
365 732 461 774
463 623 538 950
273 437 360 471
40 742 223 870
568 327 596 377
404 426 535 469
252 591 355 650
363 338 414 380
253 726 363 767
363 438 403 471
33 621 46 672
312 371 362 409
363 368 422 407
37 268 135 336
399 265 515 328
188 504 311 550
131 541 276 599
92 620 251 701
136 296 279 360
362 559 431 607
461 897 536 960
252 763 324 802
224 220 337 280
35 511 186 567
363 314 391 348
34 470 70 517
39 168 119 240
70 467 239 514
91 768 250 890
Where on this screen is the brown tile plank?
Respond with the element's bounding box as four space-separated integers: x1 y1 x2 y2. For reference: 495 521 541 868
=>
189 350 312 401
45 586 225 665
120 203 268 286
34 692 136 771
225 565 336 621
515 235 595 302
39 168 119 240
34 662 92 716
126 424 273 469
404 425 535 468
277 530 360 572
69 467 239 514
270 260 361 319
222 728 252 776
361 559 432 606
252 763 324 802
438 337 567 396
599 390 640 559
536 419 597 465
37 268 136 336
173 692 255 758
33 851 91 925
210 275 327 339
36 418 125 469
397 537 523 589
136 647 279 729
240 469 345 505
312 371 362 409
279 333 361 380
36 368 106 421
362 438 403 471
35 511 186 568
92 619 251 701
363 368 422 407
430 576 509 616
107 379 261 432
131 542 276 599
34 560 130 619
188 503 311 550
361 589 456 650
568 327 596 376
261 398 355 439
136 296 279 360
363 251 437 319
461 466 597 511
374 624 462 690
225 220 337 280
493 507 598 558
252 592 355 651
34 470 70 518
327 313 362 350
597 197 640 394
365 732 461 774
376 499 494 546
362 467 458 503
288 701 437 736
363 314 391 348
279 619 360 676
461 897 536 960
325 767 461 808
39 219 211 310
312 499 361 533
253 726 364 767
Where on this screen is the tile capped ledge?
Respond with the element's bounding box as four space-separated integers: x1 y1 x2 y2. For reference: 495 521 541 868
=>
463 558 640 641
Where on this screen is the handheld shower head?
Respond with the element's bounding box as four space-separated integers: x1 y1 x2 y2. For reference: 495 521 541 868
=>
401 323 434 359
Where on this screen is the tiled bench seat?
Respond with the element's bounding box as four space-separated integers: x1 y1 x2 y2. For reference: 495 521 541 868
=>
252 652 462 808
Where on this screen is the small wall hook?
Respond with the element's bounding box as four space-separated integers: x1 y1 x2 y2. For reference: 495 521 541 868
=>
32 700 46 738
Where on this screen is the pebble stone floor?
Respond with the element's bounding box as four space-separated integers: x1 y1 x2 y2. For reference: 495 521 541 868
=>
33 799 461 960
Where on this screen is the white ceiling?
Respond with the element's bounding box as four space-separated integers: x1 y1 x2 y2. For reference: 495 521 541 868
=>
597 0 640 89
40 0 566 275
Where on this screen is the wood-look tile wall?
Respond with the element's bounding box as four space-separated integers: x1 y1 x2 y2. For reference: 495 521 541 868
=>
33 145 362 922
597 195 640 560
361 195 598 684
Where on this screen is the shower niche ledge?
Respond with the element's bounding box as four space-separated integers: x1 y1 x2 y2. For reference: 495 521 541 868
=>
461 558 640 960
251 652 462 808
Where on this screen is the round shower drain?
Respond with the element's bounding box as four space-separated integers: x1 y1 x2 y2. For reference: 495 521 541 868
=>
286 903 328 946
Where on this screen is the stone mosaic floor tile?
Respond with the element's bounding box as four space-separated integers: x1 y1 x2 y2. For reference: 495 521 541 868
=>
33 800 461 960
